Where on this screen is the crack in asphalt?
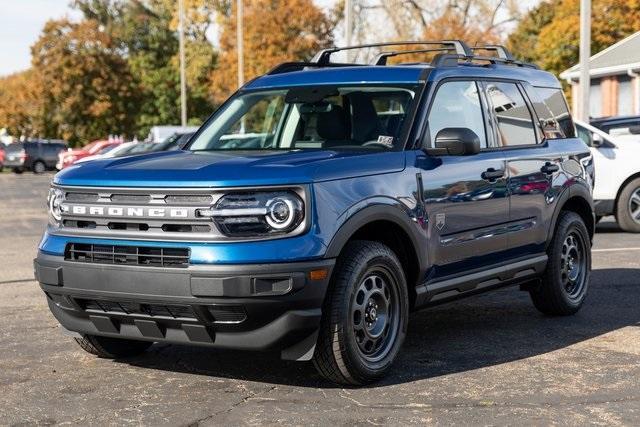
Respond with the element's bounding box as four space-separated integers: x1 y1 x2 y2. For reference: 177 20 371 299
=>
185 385 279 426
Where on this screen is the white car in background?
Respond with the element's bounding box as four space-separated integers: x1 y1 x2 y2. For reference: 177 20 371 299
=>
74 142 149 164
575 120 640 232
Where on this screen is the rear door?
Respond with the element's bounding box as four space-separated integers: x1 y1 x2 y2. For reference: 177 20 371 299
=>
481 80 560 258
419 80 509 278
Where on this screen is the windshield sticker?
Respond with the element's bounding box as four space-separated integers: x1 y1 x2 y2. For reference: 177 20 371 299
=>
377 135 394 147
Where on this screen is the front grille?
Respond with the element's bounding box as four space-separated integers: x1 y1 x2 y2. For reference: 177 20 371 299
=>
76 298 197 320
65 243 190 268
207 305 247 323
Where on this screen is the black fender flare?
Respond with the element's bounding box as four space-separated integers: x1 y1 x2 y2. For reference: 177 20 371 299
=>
324 203 428 278
546 182 595 247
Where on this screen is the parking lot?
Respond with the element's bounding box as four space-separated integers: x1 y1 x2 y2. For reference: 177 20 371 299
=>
1 172 640 425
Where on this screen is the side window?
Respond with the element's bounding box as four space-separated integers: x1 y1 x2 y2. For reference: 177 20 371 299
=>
484 82 538 147
526 86 576 139
427 81 487 148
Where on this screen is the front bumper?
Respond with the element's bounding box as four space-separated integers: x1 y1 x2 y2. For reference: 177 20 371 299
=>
35 252 334 360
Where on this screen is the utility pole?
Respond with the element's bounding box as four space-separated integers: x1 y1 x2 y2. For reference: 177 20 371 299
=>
345 0 353 61
579 0 591 121
178 0 187 126
237 0 244 89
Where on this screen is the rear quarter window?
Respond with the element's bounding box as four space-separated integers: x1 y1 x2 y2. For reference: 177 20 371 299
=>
526 86 575 139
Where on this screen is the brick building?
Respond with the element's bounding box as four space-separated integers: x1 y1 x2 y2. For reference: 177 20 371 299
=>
560 31 640 118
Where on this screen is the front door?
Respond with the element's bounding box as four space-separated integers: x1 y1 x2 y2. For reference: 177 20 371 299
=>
420 80 509 279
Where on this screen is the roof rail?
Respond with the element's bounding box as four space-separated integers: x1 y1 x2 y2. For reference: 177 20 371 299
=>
312 40 473 65
372 48 453 65
471 45 515 61
431 53 539 69
266 61 364 75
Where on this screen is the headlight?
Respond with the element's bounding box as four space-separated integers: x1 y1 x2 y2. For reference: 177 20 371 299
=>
47 187 65 226
203 191 305 237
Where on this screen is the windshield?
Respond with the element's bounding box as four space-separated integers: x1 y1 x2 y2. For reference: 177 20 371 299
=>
188 85 419 152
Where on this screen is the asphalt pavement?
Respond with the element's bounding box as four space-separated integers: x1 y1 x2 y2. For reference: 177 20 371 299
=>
1 172 640 426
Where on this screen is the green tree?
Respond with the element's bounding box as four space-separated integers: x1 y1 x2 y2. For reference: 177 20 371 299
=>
31 19 139 145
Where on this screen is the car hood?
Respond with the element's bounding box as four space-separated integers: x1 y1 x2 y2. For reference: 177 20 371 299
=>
53 149 406 187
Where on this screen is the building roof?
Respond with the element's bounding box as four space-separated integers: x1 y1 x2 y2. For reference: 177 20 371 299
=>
560 31 640 80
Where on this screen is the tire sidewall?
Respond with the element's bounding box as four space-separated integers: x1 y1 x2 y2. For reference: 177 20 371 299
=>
33 161 45 174
337 248 408 379
616 178 640 232
549 213 591 308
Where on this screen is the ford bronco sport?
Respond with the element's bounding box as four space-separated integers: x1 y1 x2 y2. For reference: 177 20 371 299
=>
35 41 595 385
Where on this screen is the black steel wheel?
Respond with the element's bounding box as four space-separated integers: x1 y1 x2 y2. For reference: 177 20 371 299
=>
530 211 591 315
313 240 408 385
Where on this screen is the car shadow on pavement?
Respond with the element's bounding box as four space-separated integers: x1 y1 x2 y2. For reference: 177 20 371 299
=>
116 267 640 388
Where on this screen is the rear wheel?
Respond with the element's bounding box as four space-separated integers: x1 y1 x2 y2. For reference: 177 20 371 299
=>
74 335 152 358
530 211 590 315
616 177 640 232
32 160 46 174
313 241 408 385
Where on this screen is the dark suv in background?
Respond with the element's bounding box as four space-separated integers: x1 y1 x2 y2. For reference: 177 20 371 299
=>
5 140 67 174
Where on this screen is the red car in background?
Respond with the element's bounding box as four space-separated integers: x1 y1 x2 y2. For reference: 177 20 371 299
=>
56 140 121 170
0 144 5 171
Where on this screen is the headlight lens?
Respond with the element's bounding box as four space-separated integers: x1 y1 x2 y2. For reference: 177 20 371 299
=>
208 191 304 237
47 187 65 225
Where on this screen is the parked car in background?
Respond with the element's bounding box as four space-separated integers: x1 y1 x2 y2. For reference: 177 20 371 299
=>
590 115 640 142
0 144 5 171
149 132 194 152
147 126 199 143
56 140 121 170
75 142 158 164
4 140 67 173
576 119 640 232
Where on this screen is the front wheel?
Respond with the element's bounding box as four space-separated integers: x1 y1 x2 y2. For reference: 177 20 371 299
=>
530 211 590 315
313 241 408 385
74 335 152 358
32 160 46 174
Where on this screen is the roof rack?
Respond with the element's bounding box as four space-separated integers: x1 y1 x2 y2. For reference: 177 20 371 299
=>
471 45 515 61
265 41 537 76
312 40 474 65
431 52 539 69
372 48 453 65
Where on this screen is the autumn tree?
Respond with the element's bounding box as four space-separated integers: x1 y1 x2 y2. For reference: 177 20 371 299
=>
509 0 640 76
31 19 139 145
0 70 46 138
210 0 335 104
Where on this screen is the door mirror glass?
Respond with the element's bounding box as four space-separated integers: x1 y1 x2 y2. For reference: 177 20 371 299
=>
591 132 603 147
429 127 481 156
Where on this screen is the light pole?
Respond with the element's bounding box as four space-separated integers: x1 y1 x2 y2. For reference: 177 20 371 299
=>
579 0 591 121
237 0 244 89
178 0 187 126
345 0 353 61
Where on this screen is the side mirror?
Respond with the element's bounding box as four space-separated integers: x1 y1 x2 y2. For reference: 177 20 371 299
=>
428 128 481 156
591 132 603 147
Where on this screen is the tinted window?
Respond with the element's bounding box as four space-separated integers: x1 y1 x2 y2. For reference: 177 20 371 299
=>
527 86 575 139
427 81 487 148
576 125 593 147
43 144 64 156
485 82 537 147
6 143 24 153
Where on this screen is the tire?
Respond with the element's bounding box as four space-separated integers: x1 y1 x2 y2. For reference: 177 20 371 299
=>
32 160 46 174
12 168 23 174
313 240 409 385
615 177 640 232
530 211 591 315
74 335 152 358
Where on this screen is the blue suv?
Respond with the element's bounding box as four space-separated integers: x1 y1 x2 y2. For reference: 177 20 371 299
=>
35 41 595 385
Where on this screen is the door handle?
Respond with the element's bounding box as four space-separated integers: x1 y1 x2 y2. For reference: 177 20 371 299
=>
481 168 505 181
540 162 559 175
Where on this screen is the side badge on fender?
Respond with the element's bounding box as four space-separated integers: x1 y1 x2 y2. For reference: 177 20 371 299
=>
435 213 446 231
